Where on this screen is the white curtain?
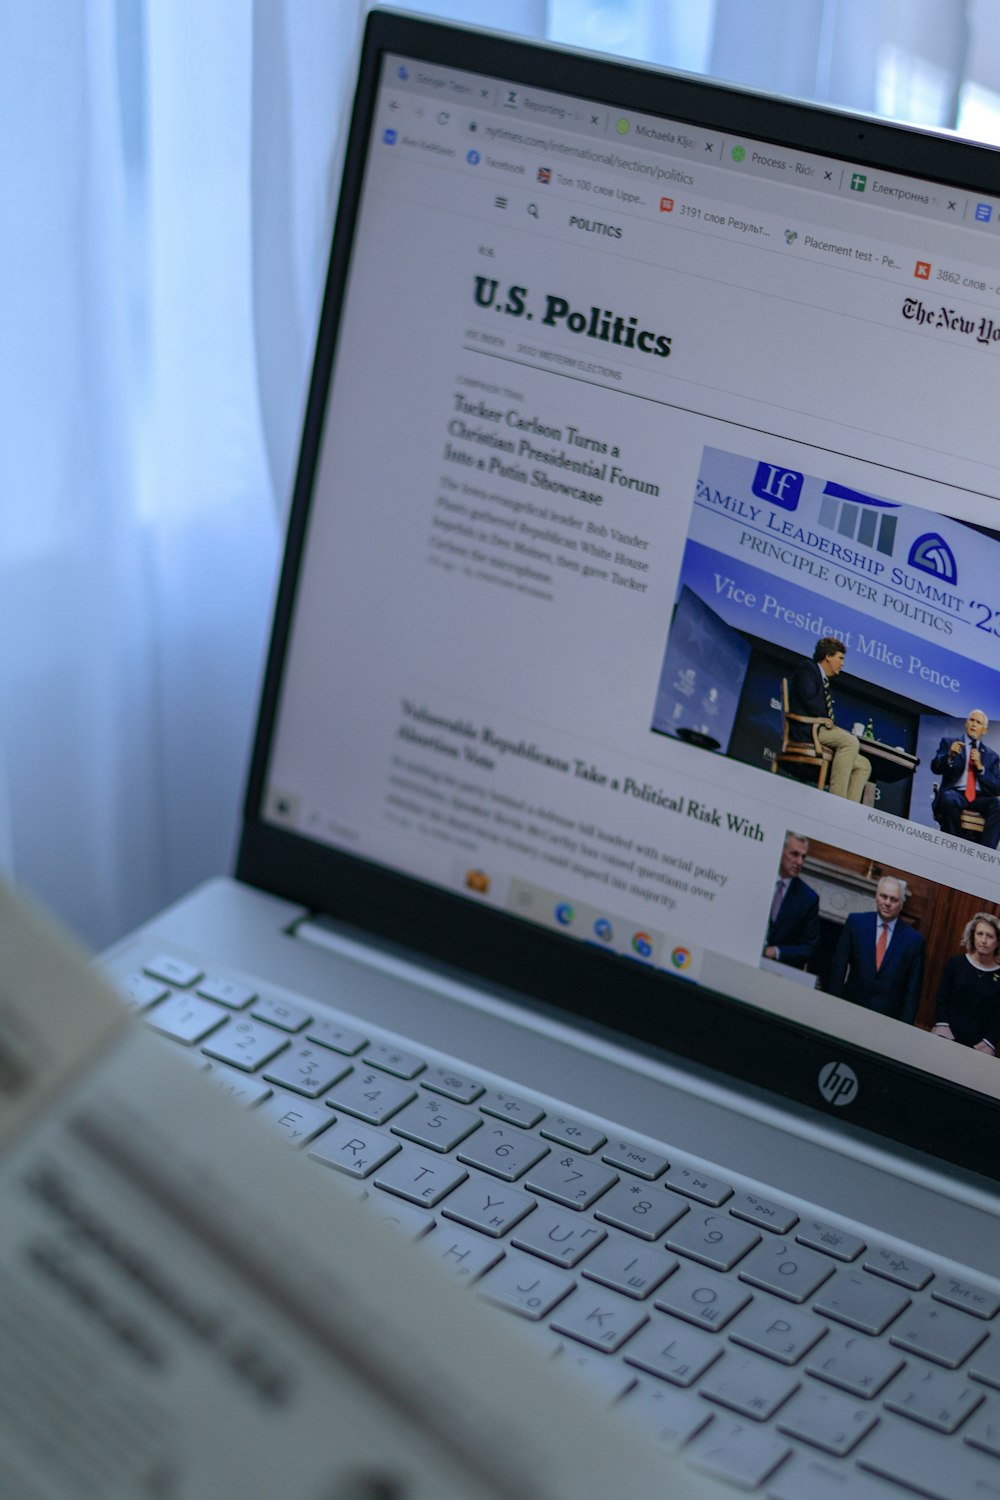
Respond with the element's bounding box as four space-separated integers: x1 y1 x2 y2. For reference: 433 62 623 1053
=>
0 0 981 950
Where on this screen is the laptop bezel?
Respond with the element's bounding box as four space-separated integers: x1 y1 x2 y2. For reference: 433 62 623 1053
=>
238 8 1000 1184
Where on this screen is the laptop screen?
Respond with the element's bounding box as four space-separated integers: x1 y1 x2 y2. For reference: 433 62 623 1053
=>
243 10 1000 1174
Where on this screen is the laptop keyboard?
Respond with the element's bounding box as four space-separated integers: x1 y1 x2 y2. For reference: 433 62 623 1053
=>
120 954 1000 1499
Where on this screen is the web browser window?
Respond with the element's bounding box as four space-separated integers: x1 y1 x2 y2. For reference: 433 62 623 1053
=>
264 50 1000 1099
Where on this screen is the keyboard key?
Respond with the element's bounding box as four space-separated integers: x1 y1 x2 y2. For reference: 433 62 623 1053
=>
144 953 203 988
145 993 226 1046
863 1246 934 1290
616 1378 712 1450
457 1123 549 1181
419 1224 504 1284
197 974 255 1009
582 1238 675 1299
964 1396 1000 1457
890 1301 989 1369
601 1140 668 1180
478 1250 573 1320
525 1152 618 1211
254 1095 332 1146
441 1178 536 1238
119 973 169 1012
250 995 311 1032
390 1093 481 1153
205 1063 272 1108
934 1276 1000 1321
540 1115 606 1154
364 1042 425 1079
728 1191 798 1236
665 1208 760 1273
373 1146 467 1207
795 1219 865 1262
728 1296 826 1365
884 1364 984 1433
305 1018 367 1055
202 1017 289 1071
971 1338 1000 1391
769 1453 902 1500
777 1385 878 1456
308 1120 399 1179
858 1418 1000 1499
688 1415 791 1489
367 1197 434 1243
594 1180 688 1241
813 1268 910 1336
479 1089 544 1128
624 1317 721 1387
420 1065 483 1104
700 1348 799 1421
805 1328 904 1398
551 1347 636 1404
326 1068 416 1125
654 1262 750 1332
263 1045 351 1098
663 1165 732 1207
512 1204 606 1268
738 1237 835 1303
550 1285 648 1353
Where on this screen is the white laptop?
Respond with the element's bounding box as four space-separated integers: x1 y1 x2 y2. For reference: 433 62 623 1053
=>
103 12 1000 1497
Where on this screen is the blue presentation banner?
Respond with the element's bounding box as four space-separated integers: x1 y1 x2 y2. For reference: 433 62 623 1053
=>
677 538 1000 720
677 447 1000 721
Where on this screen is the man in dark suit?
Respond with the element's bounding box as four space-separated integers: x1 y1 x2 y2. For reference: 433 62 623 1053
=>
788 637 871 802
828 875 925 1024
931 709 1000 849
763 832 820 970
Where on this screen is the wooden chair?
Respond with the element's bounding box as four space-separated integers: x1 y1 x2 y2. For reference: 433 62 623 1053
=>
932 783 986 838
771 677 834 790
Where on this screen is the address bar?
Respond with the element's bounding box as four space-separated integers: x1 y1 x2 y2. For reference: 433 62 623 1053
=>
483 123 695 185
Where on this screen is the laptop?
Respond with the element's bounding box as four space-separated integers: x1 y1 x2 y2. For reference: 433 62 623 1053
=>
104 10 1000 1496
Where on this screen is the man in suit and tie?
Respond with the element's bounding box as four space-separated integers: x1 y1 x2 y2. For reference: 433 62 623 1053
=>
788 637 871 802
828 875 925 1024
763 832 820 970
931 709 1000 849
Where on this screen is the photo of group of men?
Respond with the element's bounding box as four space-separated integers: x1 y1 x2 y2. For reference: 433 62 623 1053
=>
764 830 1000 1054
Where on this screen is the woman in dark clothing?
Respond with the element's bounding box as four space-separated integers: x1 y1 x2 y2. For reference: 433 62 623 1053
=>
931 912 1000 1052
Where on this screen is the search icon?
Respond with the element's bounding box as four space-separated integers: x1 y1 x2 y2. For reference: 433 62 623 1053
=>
527 203 539 218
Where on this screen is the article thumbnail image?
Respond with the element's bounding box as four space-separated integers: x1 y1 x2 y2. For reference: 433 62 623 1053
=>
764 830 1000 1058
652 446 1000 844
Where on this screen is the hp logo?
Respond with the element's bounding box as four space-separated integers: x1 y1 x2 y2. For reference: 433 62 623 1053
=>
818 1061 859 1108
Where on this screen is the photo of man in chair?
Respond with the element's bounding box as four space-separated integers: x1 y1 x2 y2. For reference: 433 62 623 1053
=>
930 709 1000 849
781 638 871 802
651 443 1000 834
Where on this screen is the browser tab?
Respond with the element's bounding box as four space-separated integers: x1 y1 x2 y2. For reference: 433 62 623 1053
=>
718 137 845 195
614 113 716 160
500 85 608 139
835 167 986 228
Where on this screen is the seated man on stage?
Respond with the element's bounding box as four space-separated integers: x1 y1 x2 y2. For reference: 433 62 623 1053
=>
931 709 1000 849
788 637 871 802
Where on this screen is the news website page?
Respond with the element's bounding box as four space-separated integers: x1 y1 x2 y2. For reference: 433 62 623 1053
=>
264 52 1000 1098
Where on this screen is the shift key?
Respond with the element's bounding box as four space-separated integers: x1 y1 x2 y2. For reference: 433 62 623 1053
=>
858 1421 1000 1499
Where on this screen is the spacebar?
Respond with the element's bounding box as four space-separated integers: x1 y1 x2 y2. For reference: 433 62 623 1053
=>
857 1425 1000 1500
